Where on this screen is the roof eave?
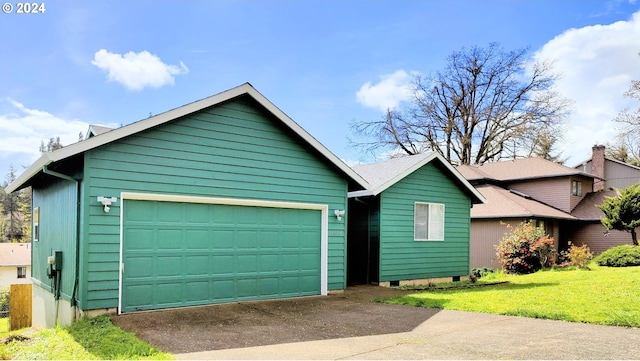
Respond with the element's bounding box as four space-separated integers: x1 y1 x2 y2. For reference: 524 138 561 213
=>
5 83 371 193
347 190 375 198
5 154 52 193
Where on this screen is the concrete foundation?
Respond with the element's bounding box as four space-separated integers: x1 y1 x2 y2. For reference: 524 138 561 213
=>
379 275 470 288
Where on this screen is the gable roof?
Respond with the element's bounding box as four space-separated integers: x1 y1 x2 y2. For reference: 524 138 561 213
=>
86 124 114 138
0 243 31 267
348 152 486 204
471 184 576 220
457 157 600 182
6 83 370 194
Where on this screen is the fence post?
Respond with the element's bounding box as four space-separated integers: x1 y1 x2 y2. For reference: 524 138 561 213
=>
10 284 32 330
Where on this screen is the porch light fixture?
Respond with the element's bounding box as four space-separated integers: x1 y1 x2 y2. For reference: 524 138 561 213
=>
334 209 345 221
97 196 117 213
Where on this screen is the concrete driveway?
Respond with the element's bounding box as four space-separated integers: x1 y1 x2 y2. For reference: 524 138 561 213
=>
111 286 640 360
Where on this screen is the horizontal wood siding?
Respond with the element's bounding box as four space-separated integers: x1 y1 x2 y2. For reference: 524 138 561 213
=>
378 163 471 281
604 161 640 190
470 218 558 270
570 222 637 254
470 219 515 270
32 179 77 302
510 176 591 213
81 96 348 310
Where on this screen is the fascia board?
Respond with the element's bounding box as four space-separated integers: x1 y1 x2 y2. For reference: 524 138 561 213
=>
6 82 371 193
347 190 374 198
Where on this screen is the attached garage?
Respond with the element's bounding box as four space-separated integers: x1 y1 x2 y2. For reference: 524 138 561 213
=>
120 193 328 313
10 83 370 327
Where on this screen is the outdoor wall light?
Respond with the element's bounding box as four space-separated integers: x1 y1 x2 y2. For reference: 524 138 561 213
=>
97 196 117 213
334 209 345 221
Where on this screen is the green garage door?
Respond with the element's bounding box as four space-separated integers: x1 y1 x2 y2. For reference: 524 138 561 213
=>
121 199 322 313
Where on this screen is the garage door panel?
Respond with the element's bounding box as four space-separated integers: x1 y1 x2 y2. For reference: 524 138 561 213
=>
126 229 154 250
157 229 182 250
126 257 154 278
186 229 209 249
122 200 323 312
187 255 209 275
212 230 235 249
185 281 209 301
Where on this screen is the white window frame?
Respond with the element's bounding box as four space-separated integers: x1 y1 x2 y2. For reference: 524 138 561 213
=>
414 202 445 241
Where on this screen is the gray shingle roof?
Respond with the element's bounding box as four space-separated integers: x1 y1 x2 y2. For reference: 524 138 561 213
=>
350 152 486 204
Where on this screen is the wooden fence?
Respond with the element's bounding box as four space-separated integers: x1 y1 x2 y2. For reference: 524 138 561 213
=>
10 283 32 330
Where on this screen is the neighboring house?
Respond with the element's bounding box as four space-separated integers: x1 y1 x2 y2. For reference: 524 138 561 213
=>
85 124 113 139
347 153 485 286
0 243 31 287
570 145 640 253
458 157 601 270
459 146 640 269
5 83 371 327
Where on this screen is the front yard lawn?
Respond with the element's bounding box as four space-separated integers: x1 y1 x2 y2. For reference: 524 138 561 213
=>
383 264 640 327
0 316 173 360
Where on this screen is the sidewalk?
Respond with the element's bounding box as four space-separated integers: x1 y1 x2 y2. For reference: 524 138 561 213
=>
177 309 640 360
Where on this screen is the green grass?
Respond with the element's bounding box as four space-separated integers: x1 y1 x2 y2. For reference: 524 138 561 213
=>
383 264 640 327
0 316 173 360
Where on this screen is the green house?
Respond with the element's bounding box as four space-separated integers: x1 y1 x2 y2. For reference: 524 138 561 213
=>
5 83 370 327
347 153 485 286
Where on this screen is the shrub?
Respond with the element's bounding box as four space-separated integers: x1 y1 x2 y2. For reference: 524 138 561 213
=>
561 243 593 269
471 267 495 278
594 245 640 267
496 221 556 274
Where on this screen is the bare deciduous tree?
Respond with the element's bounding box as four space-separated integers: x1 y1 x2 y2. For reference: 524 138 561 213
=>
610 70 640 166
352 43 571 164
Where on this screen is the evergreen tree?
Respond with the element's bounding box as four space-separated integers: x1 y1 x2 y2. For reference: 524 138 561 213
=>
1 165 24 241
599 182 640 246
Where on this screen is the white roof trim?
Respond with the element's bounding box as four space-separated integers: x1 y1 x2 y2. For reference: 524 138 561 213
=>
5 83 370 193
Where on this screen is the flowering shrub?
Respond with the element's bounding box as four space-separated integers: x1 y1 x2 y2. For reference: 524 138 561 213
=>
496 221 556 274
562 243 593 269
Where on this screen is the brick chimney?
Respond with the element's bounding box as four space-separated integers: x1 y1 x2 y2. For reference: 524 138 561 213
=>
592 145 606 191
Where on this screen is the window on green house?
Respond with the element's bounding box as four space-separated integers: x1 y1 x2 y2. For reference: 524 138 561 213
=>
414 202 445 241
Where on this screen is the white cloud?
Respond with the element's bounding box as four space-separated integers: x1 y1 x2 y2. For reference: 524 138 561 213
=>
92 49 189 91
0 99 107 173
531 10 640 165
356 70 415 112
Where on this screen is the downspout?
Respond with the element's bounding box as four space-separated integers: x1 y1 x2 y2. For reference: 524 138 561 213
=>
42 165 81 322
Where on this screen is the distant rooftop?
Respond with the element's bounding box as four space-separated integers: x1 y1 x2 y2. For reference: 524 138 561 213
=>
0 243 31 266
457 157 599 182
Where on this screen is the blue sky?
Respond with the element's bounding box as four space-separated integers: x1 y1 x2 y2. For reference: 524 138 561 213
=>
2 0 640 181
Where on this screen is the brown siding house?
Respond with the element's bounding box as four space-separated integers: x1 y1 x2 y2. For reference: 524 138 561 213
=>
459 147 639 270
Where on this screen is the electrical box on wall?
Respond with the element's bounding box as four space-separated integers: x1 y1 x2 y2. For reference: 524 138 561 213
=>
53 251 62 271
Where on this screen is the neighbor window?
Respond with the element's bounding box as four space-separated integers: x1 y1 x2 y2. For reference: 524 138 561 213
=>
17 267 26 279
572 180 582 196
33 207 39 242
414 202 445 241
